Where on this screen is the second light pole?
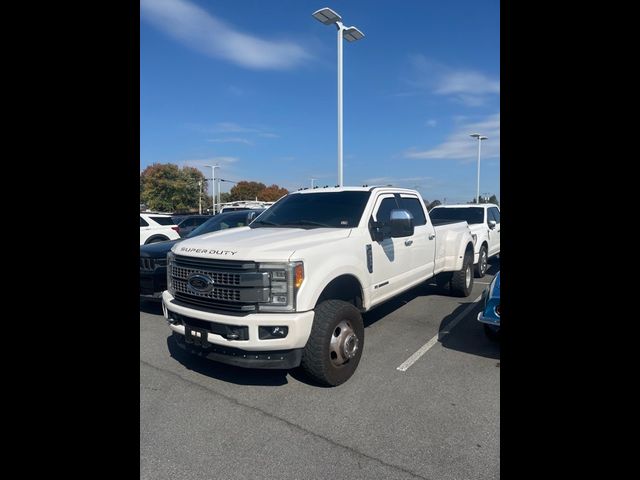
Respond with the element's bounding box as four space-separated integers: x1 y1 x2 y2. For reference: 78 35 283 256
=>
470 133 488 204
205 164 220 214
313 7 364 187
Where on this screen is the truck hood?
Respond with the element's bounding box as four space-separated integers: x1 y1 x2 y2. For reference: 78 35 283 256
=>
171 226 352 262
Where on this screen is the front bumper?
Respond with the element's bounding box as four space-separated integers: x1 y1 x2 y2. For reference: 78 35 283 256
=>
162 290 315 352
171 332 303 369
477 311 500 326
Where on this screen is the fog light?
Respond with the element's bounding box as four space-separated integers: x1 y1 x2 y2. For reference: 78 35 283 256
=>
259 326 289 339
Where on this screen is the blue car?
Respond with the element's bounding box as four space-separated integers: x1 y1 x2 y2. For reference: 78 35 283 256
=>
478 271 500 339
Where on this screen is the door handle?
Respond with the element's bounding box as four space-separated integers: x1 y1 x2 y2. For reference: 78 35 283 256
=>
404 239 413 246
428 233 435 240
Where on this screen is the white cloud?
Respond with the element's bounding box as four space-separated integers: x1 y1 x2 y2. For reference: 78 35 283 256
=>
211 122 257 133
426 119 437 127
140 0 310 70
206 137 253 145
404 113 500 162
407 55 499 106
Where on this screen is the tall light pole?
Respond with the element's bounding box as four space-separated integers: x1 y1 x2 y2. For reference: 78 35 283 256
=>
312 7 364 187
205 164 220 214
470 133 488 204
310 178 317 188
198 179 202 214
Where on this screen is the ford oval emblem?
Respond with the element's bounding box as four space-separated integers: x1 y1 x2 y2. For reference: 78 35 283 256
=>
187 274 213 293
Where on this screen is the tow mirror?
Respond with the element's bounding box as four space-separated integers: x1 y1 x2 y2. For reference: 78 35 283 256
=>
390 209 414 238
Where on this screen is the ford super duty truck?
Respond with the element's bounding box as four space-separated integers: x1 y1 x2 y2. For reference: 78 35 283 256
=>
162 187 476 386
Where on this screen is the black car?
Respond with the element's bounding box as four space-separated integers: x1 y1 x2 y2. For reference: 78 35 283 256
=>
176 215 210 237
140 209 264 300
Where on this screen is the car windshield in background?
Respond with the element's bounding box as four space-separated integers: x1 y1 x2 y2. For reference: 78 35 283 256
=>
186 211 255 238
150 216 175 225
250 191 370 229
430 207 485 225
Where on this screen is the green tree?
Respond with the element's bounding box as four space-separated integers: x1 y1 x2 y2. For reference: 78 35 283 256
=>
258 184 289 202
488 194 499 206
140 163 207 212
228 181 267 201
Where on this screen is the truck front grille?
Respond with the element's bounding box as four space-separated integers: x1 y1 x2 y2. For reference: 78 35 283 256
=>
173 277 241 301
170 255 267 312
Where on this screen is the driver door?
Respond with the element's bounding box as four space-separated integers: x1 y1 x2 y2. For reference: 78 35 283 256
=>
368 194 415 307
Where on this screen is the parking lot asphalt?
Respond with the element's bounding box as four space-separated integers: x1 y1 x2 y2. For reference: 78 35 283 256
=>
140 261 500 480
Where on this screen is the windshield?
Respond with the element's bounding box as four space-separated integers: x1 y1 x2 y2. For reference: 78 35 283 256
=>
186 211 253 238
250 191 370 229
429 207 485 225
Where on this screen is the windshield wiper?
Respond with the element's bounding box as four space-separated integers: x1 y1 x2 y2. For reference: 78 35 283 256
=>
250 219 280 227
283 220 332 228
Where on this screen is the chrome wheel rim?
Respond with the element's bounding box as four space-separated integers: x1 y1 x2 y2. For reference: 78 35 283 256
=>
465 264 471 288
329 320 359 367
480 250 487 275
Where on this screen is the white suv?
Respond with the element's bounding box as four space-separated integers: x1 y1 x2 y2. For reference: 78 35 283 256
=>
140 213 181 245
429 204 500 278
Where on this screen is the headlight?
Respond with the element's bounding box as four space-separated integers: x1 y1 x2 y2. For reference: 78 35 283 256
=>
166 251 175 294
257 262 304 312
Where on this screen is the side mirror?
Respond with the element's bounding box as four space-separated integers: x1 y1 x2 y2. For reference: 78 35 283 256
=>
488 220 497 229
370 221 386 242
389 209 414 238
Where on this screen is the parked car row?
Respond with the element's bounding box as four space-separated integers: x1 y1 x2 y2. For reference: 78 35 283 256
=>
140 209 265 299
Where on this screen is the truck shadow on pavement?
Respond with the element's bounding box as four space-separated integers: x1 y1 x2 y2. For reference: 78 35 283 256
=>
437 300 501 360
165 334 291 386
438 259 500 360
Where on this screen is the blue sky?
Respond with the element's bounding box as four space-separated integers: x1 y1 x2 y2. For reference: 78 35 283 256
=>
140 0 500 204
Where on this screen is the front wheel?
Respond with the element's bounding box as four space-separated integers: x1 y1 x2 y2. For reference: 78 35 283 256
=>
301 300 364 387
450 250 474 297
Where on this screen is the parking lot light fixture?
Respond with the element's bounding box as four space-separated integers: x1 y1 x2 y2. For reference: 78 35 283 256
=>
470 134 488 204
312 7 364 187
205 164 220 213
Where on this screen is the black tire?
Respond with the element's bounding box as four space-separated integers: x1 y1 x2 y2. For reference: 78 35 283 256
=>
474 245 488 278
301 300 364 387
484 324 500 341
145 236 168 244
451 250 474 297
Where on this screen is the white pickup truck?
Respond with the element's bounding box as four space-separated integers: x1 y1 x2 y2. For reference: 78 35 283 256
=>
429 204 501 278
162 187 476 386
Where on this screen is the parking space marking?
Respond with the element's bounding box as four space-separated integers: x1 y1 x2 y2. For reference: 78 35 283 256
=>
475 281 492 284
396 294 483 372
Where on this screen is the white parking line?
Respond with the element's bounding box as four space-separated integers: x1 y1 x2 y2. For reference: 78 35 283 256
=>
396 294 483 372
475 281 492 284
